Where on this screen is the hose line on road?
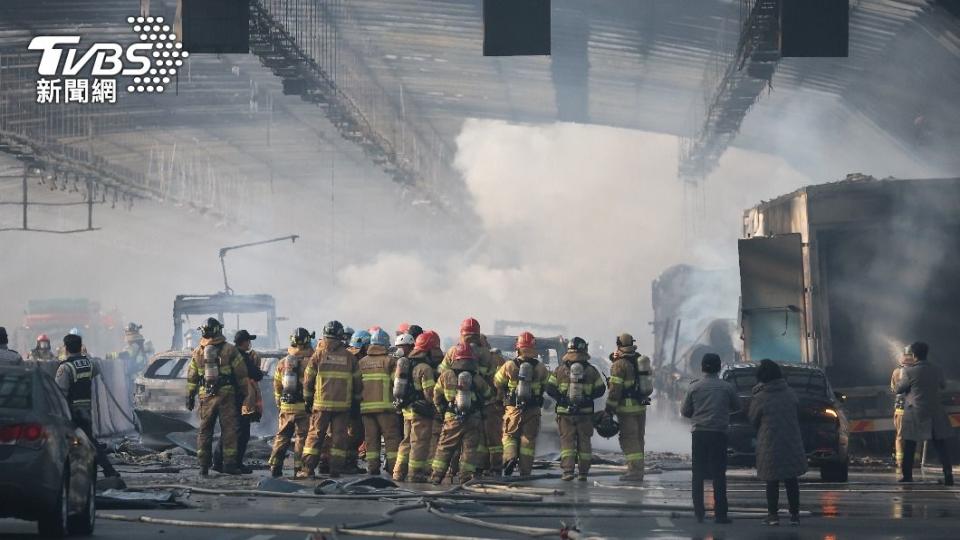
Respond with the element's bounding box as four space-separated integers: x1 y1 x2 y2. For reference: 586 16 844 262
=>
425 503 563 537
97 513 504 540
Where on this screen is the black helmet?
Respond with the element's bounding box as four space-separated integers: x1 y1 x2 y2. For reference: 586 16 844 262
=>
323 320 344 339
126 322 142 333
408 325 424 339
594 411 619 438
567 336 588 353
291 327 314 346
200 317 223 338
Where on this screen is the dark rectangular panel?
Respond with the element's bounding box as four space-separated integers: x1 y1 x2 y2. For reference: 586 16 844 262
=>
182 0 249 54
483 0 551 56
780 0 849 58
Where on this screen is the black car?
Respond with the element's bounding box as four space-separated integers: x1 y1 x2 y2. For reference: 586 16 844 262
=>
722 363 850 482
0 365 97 536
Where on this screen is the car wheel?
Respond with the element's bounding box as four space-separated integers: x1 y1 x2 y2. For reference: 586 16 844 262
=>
68 465 96 535
37 471 69 538
820 460 849 483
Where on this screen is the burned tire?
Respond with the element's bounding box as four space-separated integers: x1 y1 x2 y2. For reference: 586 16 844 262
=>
37 470 69 538
67 466 96 536
820 460 849 483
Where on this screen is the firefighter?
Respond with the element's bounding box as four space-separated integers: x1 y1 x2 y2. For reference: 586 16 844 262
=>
56 334 120 478
301 320 361 478
430 342 491 485
495 332 549 478
891 349 917 472
605 332 654 482
0 328 22 365
358 328 402 474
343 329 371 473
268 328 314 477
121 322 153 377
426 331 446 466
546 337 606 481
214 329 264 473
480 343 506 475
29 334 55 362
185 318 250 476
440 319 499 474
393 332 440 482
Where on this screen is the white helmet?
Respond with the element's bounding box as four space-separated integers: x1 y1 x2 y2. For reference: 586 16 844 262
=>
394 333 415 347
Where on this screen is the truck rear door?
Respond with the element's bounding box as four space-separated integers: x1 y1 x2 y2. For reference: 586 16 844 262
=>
738 234 806 363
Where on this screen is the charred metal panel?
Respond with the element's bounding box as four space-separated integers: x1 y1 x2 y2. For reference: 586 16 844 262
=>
738 233 805 363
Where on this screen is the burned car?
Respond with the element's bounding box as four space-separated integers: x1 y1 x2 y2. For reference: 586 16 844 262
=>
134 348 285 448
722 362 850 482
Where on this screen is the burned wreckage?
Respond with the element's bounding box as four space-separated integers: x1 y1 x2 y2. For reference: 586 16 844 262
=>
134 293 285 448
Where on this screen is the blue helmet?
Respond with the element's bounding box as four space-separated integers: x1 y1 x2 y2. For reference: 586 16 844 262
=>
369 328 390 347
349 329 371 349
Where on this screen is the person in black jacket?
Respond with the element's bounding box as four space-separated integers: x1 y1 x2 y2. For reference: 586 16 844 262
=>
214 330 264 473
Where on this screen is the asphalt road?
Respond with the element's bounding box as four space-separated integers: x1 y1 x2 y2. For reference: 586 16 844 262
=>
2 465 959 539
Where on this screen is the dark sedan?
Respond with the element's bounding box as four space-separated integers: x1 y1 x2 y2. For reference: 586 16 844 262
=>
0 365 97 536
722 363 850 482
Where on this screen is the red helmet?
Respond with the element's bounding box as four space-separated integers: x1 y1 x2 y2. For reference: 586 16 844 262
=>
368 326 382 334
414 333 432 352
424 330 441 349
454 342 475 360
516 331 536 350
460 317 481 336
396 322 411 335
37 334 49 343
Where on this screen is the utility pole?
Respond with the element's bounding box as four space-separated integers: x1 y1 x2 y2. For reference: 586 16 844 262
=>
21 164 27 230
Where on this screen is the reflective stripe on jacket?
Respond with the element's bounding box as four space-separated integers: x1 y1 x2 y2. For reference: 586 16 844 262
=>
607 347 645 415
186 337 249 399
304 338 360 411
545 352 605 415
274 346 313 413
359 345 396 413
493 356 549 405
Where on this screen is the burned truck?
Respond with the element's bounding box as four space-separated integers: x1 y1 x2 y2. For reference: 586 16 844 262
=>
738 175 960 451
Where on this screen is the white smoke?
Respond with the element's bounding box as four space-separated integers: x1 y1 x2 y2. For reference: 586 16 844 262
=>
333 120 687 346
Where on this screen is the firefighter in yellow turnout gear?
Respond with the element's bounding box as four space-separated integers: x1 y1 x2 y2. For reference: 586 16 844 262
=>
393 332 441 482
440 319 502 475
891 349 917 473
186 318 249 476
495 331 549 478
359 328 402 475
268 328 314 477
301 321 361 478
606 332 654 482
545 337 606 481
430 342 492 485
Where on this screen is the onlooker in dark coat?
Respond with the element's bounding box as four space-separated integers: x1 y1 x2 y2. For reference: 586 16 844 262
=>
681 353 740 524
749 359 807 526
895 342 954 485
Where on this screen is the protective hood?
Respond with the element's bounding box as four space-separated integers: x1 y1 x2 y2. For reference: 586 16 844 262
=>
451 358 478 372
288 345 313 358
562 351 590 364
366 344 389 356
199 336 226 347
